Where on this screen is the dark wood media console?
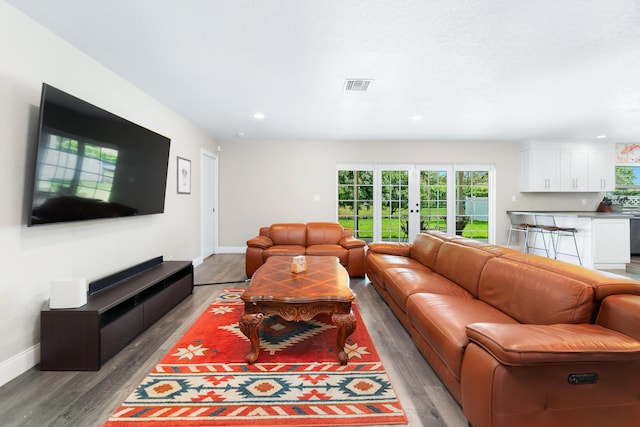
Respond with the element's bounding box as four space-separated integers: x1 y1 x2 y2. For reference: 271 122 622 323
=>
40 258 193 371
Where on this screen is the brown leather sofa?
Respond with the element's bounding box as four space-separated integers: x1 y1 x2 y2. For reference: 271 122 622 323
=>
366 231 640 427
246 222 366 277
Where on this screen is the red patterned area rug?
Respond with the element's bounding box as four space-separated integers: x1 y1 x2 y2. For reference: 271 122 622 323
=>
103 289 408 426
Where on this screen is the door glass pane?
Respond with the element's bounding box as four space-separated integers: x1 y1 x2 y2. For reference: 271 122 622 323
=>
455 170 489 242
338 169 374 243
420 170 447 232
381 170 409 242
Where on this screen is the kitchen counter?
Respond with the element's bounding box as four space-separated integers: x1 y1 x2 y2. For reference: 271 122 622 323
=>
508 210 633 219
506 211 631 270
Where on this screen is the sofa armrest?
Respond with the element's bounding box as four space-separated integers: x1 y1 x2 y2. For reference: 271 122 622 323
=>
246 235 273 249
339 236 365 249
596 294 640 341
367 242 411 256
466 322 640 366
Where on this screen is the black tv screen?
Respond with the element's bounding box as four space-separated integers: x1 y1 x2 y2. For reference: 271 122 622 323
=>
28 84 171 226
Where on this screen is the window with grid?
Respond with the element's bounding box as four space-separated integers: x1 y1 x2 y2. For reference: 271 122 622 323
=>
380 170 409 241
35 133 118 203
455 170 489 241
419 170 447 232
337 168 374 243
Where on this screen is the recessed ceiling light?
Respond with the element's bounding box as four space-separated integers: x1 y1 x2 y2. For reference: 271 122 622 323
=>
235 132 245 137
253 112 265 120
411 115 423 121
595 134 607 139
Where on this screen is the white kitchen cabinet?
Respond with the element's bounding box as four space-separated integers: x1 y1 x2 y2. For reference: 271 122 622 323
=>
588 148 615 191
560 149 588 191
520 148 560 191
520 141 615 192
591 218 630 267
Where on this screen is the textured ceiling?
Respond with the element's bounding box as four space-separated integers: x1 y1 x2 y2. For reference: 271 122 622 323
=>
7 0 640 142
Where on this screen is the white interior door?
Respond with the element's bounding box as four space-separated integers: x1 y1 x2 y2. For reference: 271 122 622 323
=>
201 149 218 258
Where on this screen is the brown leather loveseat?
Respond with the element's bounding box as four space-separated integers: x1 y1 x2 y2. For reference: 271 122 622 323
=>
246 222 365 277
366 231 640 427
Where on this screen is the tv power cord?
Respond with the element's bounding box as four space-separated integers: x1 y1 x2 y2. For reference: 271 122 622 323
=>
194 278 251 286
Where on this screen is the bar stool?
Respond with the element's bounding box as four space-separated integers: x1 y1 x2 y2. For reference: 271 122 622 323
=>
533 215 582 265
507 213 533 252
529 215 552 257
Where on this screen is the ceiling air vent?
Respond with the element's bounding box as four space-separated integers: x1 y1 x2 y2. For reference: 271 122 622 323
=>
344 79 373 92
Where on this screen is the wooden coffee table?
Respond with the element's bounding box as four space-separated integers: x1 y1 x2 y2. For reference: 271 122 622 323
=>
239 256 356 365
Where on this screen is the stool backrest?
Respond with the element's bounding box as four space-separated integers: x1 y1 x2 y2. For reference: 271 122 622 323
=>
510 213 528 227
535 214 556 227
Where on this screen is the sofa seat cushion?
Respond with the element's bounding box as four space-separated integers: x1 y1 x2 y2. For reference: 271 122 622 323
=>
306 244 348 264
385 268 473 313
407 293 518 381
263 245 306 259
366 252 429 290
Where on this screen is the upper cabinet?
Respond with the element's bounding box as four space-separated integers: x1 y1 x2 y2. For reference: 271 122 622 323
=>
587 147 615 191
520 146 561 191
520 141 615 192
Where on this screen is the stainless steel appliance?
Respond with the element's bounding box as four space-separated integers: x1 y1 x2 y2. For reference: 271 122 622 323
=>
630 217 640 255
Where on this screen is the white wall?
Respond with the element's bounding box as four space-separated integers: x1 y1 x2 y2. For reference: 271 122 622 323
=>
0 1 609 387
216 139 606 250
0 2 217 385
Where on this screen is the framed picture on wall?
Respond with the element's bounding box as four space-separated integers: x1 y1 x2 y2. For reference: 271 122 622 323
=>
177 156 191 194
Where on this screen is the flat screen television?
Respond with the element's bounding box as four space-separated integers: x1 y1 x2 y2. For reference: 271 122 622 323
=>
28 84 171 226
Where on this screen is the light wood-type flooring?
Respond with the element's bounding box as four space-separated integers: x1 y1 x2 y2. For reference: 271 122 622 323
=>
3 253 637 427
0 254 468 426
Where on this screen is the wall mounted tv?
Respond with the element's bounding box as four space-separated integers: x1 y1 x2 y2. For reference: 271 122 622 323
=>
28 83 171 226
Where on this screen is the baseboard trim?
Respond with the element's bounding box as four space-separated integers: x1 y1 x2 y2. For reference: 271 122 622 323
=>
0 344 39 388
594 263 627 270
216 246 246 254
192 256 204 267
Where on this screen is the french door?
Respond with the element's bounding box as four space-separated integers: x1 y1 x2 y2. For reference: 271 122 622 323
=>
376 164 453 242
338 163 494 244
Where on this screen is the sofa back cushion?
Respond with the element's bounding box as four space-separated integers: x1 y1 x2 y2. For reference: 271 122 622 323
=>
504 253 640 301
479 257 595 324
409 233 444 270
268 223 307 246
306 222 344 246
435 242 494 297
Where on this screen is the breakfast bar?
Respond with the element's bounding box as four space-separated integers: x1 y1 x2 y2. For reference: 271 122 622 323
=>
507 211 632 270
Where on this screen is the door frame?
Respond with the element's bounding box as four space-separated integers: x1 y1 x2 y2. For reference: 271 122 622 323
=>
200 148 218 259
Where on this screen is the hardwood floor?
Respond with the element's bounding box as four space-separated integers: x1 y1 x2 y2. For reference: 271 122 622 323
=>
0 254 468 427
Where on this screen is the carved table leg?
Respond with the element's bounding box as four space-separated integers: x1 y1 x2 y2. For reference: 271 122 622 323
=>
332 310 357 365
239 312 264 364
